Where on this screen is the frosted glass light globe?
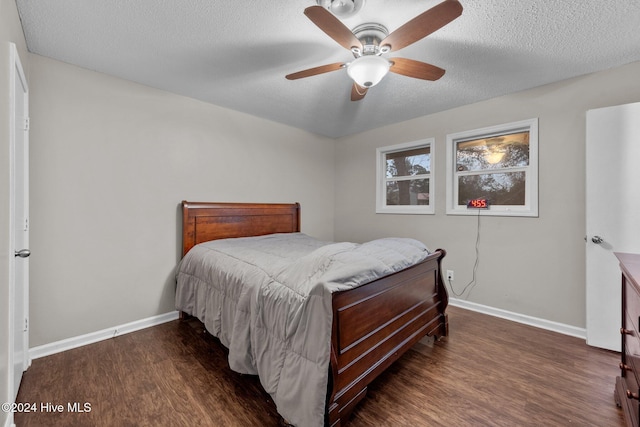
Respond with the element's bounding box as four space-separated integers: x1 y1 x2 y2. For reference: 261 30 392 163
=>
347 55 390 87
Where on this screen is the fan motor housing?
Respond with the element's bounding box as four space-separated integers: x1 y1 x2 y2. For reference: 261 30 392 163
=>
352 23 389 56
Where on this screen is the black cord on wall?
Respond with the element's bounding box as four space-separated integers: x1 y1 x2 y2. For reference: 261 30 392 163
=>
448 209 481 298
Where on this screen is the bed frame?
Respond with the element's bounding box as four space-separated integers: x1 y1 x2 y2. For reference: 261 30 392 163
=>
180 201 448 427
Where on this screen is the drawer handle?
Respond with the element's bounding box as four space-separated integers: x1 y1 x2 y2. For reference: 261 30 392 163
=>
627 390 640 400
621 328 634 336
620 362 634 372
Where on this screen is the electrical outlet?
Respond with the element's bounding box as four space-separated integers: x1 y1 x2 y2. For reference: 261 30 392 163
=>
446 270 454 281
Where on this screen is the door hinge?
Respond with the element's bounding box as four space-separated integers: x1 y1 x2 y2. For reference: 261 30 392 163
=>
24 116 30 131
24 318 28 332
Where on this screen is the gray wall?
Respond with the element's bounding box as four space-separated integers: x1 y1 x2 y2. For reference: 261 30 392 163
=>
27 54 336 347
334 60 640 328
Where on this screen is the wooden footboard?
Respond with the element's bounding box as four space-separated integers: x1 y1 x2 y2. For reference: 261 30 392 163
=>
327 249 448 427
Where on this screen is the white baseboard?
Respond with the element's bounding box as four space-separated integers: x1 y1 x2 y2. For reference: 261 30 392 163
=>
26 302 585 360
449 298 587 340
29 311 180 360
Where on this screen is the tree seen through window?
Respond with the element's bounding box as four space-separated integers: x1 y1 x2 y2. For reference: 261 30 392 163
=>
385 147 430 206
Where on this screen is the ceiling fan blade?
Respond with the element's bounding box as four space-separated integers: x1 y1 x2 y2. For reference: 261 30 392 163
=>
380 0 463 52
351 82 368 101
286 62 345 80
389 58 446 81
304 6 363 51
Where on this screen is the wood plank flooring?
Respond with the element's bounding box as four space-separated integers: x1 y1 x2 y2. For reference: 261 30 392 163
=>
15 306 625 426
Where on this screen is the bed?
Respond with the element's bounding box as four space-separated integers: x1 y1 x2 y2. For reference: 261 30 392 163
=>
176 201 448 427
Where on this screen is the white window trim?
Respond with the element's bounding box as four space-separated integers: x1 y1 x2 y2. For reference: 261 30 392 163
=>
445 118 539 217
376 138 435 215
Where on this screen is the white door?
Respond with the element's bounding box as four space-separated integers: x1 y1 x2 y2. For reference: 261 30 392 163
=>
9 43 30 402
586 102 640 351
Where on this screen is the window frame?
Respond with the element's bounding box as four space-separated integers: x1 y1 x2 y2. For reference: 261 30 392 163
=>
376 138 435 215
445 118 539 217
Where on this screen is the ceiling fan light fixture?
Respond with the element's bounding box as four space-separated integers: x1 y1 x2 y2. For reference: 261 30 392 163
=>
347 55 390 88
316 0 365 17
331 0 354 15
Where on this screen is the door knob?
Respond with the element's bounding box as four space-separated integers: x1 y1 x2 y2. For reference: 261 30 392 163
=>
15 249 30 258
591 236 604 244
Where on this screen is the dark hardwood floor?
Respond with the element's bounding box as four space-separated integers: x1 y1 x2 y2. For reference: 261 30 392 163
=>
15 306 625 426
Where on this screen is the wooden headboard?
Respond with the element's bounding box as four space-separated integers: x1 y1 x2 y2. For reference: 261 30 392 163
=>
181 201 301 256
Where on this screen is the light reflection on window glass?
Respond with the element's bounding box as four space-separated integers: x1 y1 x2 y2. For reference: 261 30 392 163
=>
456 131 529 172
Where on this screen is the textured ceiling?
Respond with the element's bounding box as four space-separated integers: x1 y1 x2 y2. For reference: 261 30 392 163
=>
15 0 640 138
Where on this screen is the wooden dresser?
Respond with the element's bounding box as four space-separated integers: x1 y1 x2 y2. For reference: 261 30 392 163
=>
615 252 640 426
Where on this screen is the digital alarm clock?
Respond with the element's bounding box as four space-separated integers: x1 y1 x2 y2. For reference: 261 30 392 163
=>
467 198 490 209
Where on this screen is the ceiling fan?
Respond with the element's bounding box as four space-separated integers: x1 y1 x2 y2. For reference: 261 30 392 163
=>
286 0 463 101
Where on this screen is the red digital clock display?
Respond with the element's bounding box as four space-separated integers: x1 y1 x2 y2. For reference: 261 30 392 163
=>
467 198 490 209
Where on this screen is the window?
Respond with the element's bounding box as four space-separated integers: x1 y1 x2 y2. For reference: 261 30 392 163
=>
446 118 538 216
376 139 434 214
